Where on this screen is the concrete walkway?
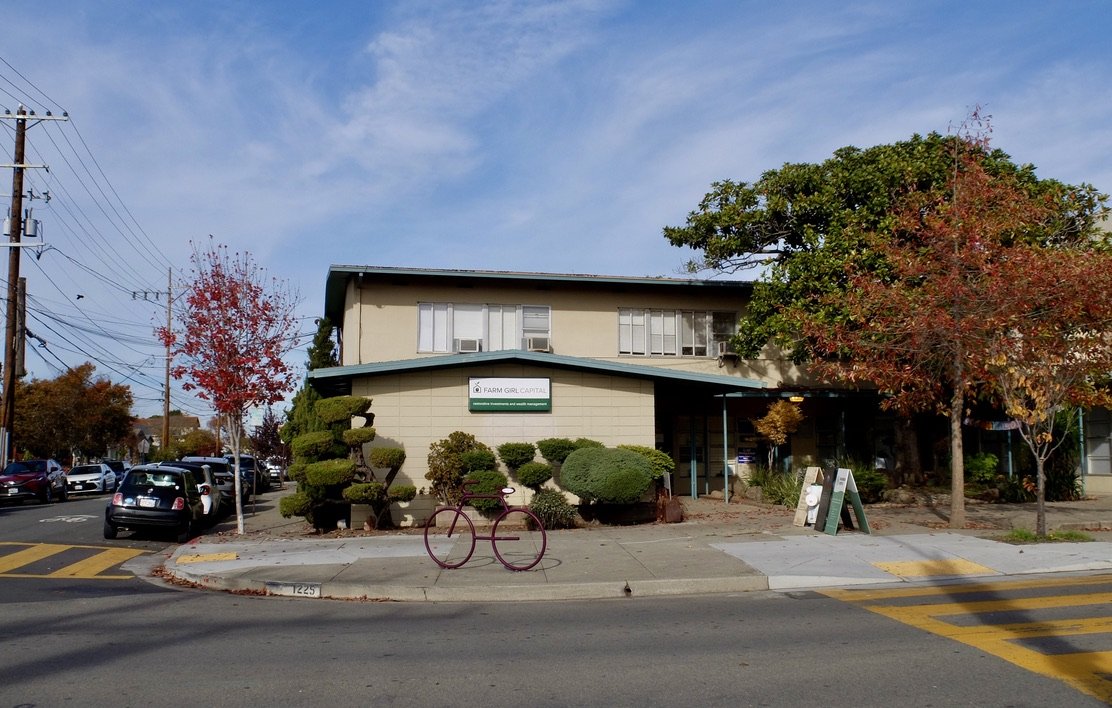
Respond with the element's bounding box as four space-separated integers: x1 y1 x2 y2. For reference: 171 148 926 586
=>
156 489 1112 602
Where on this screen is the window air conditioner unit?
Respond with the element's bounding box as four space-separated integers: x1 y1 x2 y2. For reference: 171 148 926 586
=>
456 338 481 353
717 341 738 358
526 336 551 353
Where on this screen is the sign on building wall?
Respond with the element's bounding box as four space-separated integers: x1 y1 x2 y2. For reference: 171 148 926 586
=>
469 377 552 412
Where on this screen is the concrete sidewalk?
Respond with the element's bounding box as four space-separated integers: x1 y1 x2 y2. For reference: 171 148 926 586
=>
157 489 1112 602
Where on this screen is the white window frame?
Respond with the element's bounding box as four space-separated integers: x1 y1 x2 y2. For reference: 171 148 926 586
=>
619 308 735 358
419 302 551 353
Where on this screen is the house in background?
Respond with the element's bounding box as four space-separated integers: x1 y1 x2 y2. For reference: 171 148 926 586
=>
308 265 898 500
133 415 201 451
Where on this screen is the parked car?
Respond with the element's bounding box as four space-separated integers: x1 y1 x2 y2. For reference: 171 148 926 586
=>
227 454 268 493
104 464 206 542
66 463 118 495
266 460 285 484
159 460 222 524
0 459 67 504
101 460 131 484
181 456 249 505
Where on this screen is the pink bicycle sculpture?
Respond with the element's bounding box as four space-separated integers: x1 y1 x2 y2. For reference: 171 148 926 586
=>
423 479 547 571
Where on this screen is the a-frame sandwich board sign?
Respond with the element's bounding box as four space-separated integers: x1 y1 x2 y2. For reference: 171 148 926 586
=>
821 468 871 536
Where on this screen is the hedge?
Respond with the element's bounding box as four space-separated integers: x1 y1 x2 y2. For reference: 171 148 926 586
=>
561 447 654 504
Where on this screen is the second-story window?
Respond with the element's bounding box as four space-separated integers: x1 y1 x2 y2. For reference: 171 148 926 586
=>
418 303 551 353
619 308 735 357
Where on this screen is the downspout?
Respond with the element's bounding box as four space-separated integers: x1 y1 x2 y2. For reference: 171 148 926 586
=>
722 395 729 504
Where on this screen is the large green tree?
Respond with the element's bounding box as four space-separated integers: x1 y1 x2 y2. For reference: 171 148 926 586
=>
14 362 133 462
280 317 338 445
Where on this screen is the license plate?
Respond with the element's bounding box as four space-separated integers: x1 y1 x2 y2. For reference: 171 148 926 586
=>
7 488 15 495
139 497 157 508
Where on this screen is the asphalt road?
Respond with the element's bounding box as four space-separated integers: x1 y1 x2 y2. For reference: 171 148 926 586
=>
1 494 1108 706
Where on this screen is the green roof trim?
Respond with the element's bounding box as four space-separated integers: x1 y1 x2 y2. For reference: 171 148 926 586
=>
307 350 766 391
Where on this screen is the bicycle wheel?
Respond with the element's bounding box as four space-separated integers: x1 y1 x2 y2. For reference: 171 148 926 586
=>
424 507 476 569
491 508 547 571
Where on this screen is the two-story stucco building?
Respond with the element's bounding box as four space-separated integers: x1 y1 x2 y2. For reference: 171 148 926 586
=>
308 265 900 501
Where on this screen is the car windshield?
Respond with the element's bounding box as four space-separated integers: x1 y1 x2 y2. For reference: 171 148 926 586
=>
22 460 47 472
70 465 100 475
1 462 32 475
123 472 186 491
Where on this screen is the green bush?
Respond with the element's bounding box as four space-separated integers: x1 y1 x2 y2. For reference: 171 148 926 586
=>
304 458 357 486
315 395 372 424
387 484 417 502
516 461 553 490
342 427 377 447
851 466 888 504
286 461 308 484
427 432 491 504
537 437 579 464
291 430 345 462
530 489 578 530
460 448 497 473
279 492 312 518
342 482 386 504
561 447 654 504
369 446 406 469
753 469 804 507
964 452 999 486
573 438 605 449
464 470 509 514
617 444 675 481
497 442 536 471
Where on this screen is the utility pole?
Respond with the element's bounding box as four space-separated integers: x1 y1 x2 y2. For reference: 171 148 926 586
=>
1 105 66 465
132 269 172 452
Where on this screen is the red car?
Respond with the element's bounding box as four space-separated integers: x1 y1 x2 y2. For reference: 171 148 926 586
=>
0 459 68 504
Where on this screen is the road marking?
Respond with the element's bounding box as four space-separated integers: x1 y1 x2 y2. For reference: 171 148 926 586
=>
823 574 1112 703
177 551 238 564
873 558 996 578
0 542 149 579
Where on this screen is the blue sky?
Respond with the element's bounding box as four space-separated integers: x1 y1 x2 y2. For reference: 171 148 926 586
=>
2 0 1110 419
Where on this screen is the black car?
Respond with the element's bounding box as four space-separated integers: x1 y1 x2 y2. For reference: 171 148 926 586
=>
0 459 67 504
181 456 248 505
160 460 223 524
227 454 268 493
104 464 206 542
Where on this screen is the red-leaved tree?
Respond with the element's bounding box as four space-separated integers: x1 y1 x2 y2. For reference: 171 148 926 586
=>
159 239 300 533
799 114 1103 528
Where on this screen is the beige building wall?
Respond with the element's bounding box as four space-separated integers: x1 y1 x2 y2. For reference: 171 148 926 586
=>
340 276 817 387
352 362 657 499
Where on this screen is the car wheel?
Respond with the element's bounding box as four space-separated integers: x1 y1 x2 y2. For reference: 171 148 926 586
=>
58 485 67 502
103 519 118 539
40 484 53 504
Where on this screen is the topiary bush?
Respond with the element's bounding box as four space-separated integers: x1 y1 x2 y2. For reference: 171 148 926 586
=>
279 491 312 518
315 395 372 425
291 430 344 462
617 444 675 482
573 438 605 449
497 442 536 471
387 484 417 502
304 458 357 487
537 437 579 464
369 446 407 470
516 461 553 490
561 447 654 504
343 481 386 504
530 489 578 530
342 427 377 447
464 469 509 514
460 447 497 473
427 432 492 504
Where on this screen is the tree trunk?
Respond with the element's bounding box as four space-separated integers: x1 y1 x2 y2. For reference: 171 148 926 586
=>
1035 456 1047 537
893 416 921 486
949 387 966 529
227 414 246 535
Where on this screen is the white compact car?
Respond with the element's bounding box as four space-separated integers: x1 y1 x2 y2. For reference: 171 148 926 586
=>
66 463 118 495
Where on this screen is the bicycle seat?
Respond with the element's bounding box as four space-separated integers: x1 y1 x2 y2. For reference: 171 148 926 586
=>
501 487 515 495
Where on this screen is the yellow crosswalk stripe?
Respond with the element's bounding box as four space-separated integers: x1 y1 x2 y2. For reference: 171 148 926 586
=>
0 543 69 573
47 547 146 578
0 542 148 579
823 575 1112 703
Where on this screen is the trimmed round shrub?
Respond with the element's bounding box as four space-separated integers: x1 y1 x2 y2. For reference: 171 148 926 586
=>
427 432 490 504
315 395 372 424
617 444 675 481
529 489 578 530
304 458 357 486
561 447 654 504
460 447 497 473
342 427 377 447
342 482 386 504
497 442 536 471
286 461 308 484
537 437 578 464
463 470 509 514
516 461 553 489
292 430 345 462
369 446 406 469
573 437 605 449
387 484 417 502
279 492 312 518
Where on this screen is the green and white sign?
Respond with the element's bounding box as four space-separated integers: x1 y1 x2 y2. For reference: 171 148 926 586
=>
469 377 551 412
